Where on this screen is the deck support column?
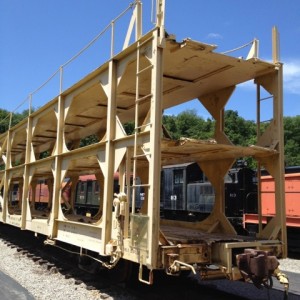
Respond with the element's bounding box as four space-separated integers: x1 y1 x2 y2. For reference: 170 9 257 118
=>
101 59 117 255
49 95 65 238
147 29 164 267
21 115 33 229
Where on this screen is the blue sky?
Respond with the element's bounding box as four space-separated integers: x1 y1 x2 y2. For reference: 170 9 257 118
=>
1 0 300 121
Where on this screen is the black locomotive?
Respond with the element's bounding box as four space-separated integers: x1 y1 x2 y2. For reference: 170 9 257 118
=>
160 161 258 233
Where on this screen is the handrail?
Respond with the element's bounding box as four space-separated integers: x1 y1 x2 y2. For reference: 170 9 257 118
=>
0 1 139 128
221 38 259 59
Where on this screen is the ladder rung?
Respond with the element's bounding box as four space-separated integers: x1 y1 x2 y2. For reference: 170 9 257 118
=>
259 95 273 101
135 122 152 131
137 35 154 48
133 153 151 159
132 184 150 188
137 64 153 75
259 119 273 123
136 93 152 103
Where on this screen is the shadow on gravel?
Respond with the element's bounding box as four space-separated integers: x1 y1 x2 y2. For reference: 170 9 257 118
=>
197 277 299 300
0 269 35 300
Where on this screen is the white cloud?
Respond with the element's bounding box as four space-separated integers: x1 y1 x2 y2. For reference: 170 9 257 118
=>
236 59 300 96
207 33 223 40
283 60 300 95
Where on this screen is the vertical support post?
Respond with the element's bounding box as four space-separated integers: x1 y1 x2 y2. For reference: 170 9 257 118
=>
29 94 33 115
2 129 12 222
156 0 165 28
256 84 263 234
272 26 286 256
147 29 164 267
49 95 65 238
2 175 9 222
5 131 11 171
50 157 61 238
59 66 64 94
21 115 33 229
156 0 165 44
255 27 286 256
111 21 115 58
256 83 261 136
274 62 287 257
101 59 117 254
9 113 12 130
135 0 142 40
272 26 280 64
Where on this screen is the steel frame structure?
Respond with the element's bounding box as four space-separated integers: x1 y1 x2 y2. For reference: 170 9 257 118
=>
0 0 287 287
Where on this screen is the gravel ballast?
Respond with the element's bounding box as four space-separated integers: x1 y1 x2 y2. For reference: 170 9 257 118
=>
0 238 299 300
0 239 136 300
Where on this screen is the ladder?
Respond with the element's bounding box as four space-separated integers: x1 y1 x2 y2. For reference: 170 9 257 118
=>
131 36 154 214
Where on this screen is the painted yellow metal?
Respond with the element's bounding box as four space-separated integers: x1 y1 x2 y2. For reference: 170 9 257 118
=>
0 0 286 286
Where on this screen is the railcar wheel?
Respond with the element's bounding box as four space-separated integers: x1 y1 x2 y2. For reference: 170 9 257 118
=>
108 258 134 284
78 255 103 274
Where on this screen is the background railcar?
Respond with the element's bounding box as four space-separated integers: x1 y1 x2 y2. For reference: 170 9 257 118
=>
160 161 258 234
224 166 258 232
5 173 145 218
53 162 259 233
72 174 119 217
5 180 51 213
244 166 300 252
74 175 102 216
72 173 144 217
160 162 211 221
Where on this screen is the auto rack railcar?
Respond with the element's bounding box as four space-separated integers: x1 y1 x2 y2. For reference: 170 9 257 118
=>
0 0 289 294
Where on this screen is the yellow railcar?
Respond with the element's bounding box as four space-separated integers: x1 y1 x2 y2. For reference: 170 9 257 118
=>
0 0 288 294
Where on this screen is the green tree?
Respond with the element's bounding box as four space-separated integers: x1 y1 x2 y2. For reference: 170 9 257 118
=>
162 114 179 139
0 109 33 134
224 110 256 146
0 109 11 133
285 139 300 166
284 116 300 166
123 121 135 135
163 109 214 140
79 135 99 147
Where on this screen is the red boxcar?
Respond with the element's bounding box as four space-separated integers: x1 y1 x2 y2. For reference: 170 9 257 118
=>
244 169 300 229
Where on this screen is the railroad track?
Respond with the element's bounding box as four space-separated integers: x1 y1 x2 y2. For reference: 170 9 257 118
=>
0 224 296 300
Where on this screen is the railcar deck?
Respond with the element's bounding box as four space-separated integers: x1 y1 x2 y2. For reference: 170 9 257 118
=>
160 224 254 245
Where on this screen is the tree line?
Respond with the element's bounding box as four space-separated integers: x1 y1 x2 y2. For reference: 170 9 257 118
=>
0 109 32 133
0 108 299 167
162 109 300 167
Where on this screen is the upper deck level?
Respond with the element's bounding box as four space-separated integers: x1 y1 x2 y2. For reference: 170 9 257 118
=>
0 30 280 169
